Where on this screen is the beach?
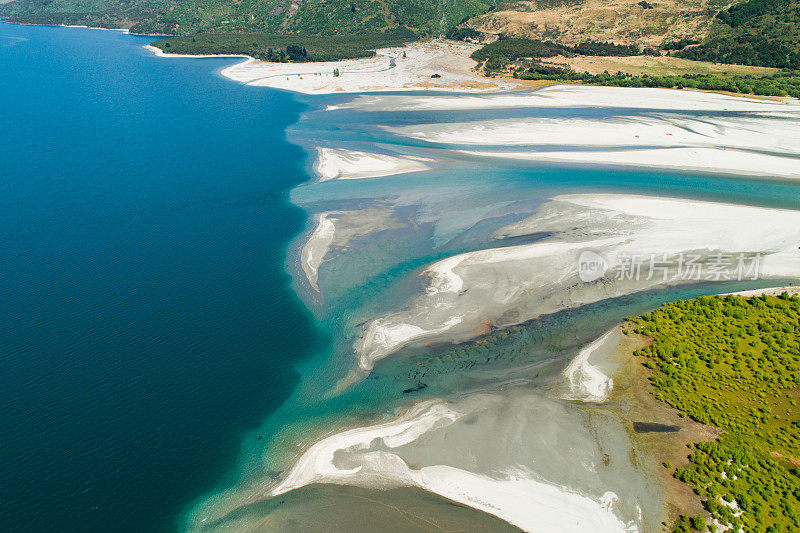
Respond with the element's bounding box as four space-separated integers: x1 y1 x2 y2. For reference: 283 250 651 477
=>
213 40 519 94
315 147 431 182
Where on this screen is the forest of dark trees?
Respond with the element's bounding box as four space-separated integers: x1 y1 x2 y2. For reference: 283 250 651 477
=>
677 0 800 68
152 31 416 62
470 36 644 70
513 67 800 98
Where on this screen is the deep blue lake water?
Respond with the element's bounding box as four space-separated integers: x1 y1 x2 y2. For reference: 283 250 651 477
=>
0 23 320 532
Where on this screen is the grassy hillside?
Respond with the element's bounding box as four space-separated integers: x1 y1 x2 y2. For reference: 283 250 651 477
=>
676 0 800 68
629 293 800 532
466 0 730 49
0 0 498 36
465 0 800 69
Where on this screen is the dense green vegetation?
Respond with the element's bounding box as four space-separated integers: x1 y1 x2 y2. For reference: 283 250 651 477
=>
446 26 484 42
471 36 640 60
512 66 800 97
628 293 800 532
0 0 498 36
0 0 166 32
151 31 416 62
471 37 570 68
471 36 658 72
572 40 640 57
676 0 800 68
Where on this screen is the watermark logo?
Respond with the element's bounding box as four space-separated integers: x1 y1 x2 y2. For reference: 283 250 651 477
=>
578 250 610 282
577 251 762 283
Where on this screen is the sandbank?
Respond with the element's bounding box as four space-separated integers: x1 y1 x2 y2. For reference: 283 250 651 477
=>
143 44 254 64
300 212 337 291
315 147 431 182
356 194 800 369
462 147 800 181
722 286 800 297
375 87 800 180
561 329 617 403
270 394 646 532
339 84 799 111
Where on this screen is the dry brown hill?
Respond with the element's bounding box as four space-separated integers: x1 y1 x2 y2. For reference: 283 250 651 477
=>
466 0 733 47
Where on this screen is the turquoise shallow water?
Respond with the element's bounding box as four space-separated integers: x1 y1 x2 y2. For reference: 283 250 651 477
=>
3 23 799 533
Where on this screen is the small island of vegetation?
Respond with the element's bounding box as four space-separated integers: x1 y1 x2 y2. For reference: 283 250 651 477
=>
628 292 800 532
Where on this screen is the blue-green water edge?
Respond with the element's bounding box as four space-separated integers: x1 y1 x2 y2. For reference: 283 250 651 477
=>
0 24 321 532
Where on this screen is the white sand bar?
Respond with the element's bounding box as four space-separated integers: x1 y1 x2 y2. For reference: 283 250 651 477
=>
144 44 254 63
315 147 431 181
562 329 617 403
300 212 337 291
723 286 800 297
343 84 800 112
393 114 800 153
463 147 800 180
338 85 800 180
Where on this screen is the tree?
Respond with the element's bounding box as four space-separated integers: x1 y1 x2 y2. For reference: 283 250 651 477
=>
690 515 707 530
286 44 307 62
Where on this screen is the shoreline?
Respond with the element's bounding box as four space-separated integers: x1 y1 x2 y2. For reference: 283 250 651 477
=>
607 326 719 526
268 394 640 533
3 21 131 33
143 44 254 64
141 38 797 100
138 28 800 532
268 284 799 531
722 285 800 297
143 38 528 94
7 21 797 101
1 20 168 37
